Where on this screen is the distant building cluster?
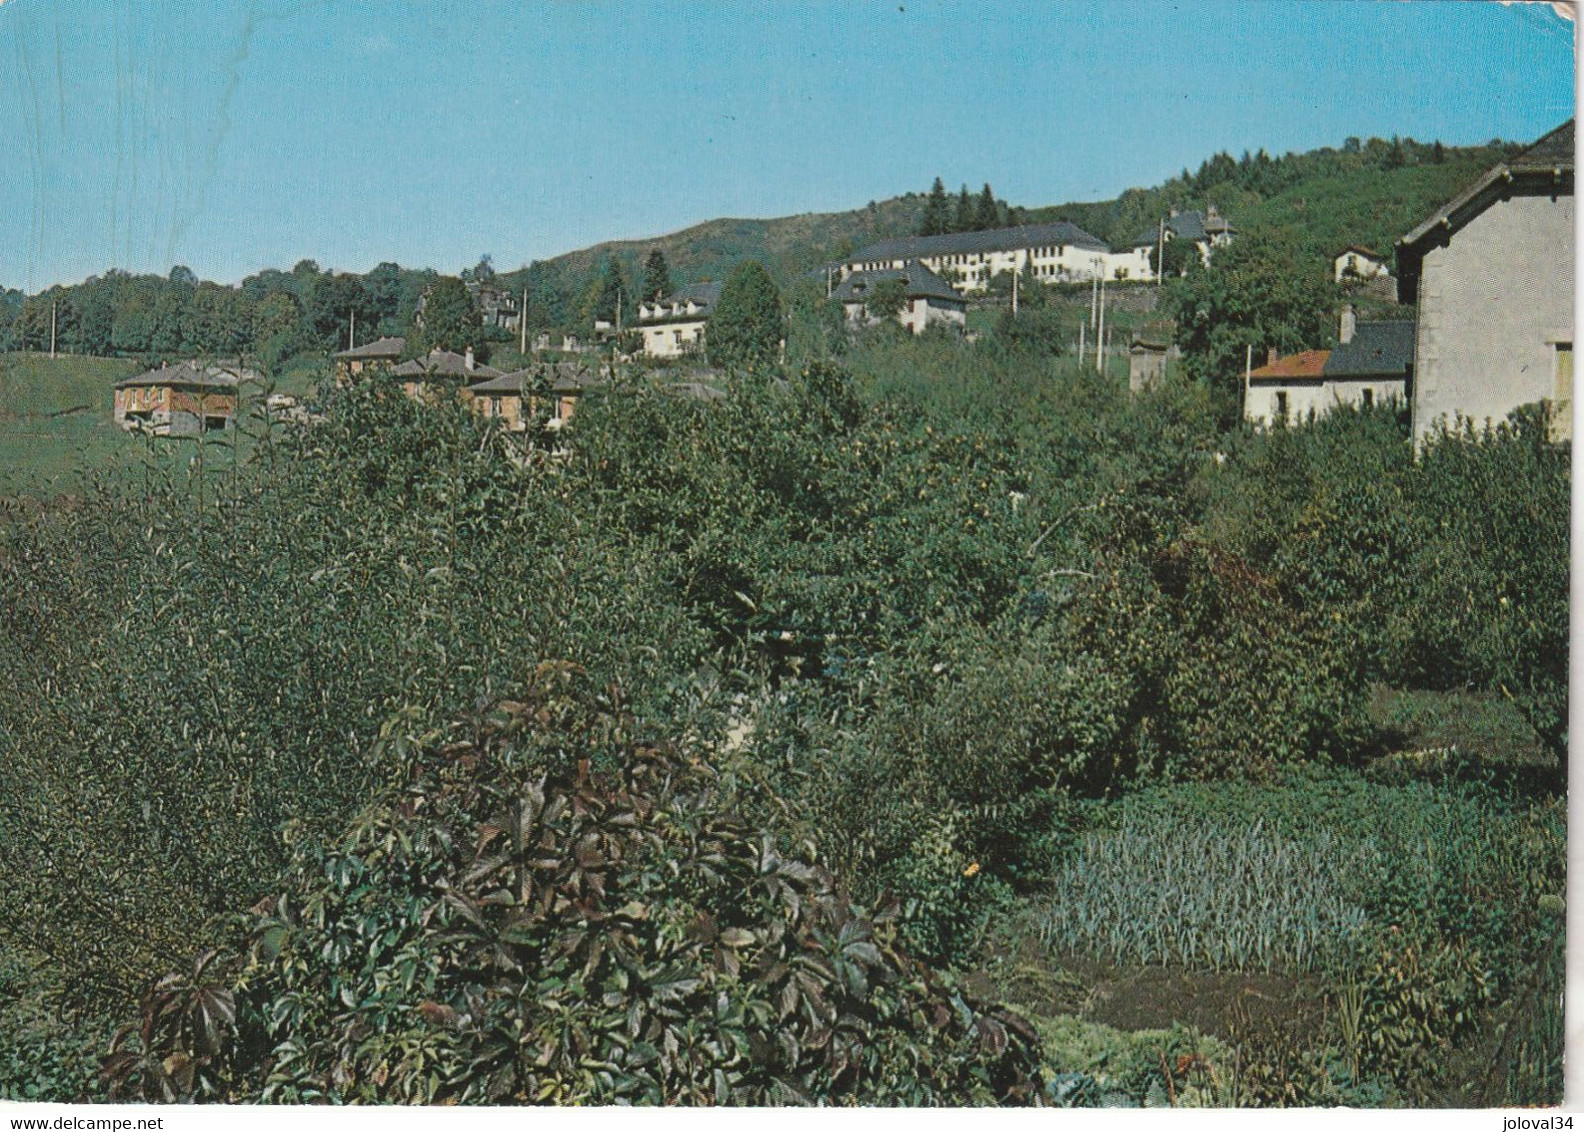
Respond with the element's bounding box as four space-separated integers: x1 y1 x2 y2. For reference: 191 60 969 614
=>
1245 119 1573 443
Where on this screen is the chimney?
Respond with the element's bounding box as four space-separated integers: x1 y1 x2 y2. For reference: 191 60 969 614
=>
1339 304 1356 345
1267 347 1278 366
464 346 475 372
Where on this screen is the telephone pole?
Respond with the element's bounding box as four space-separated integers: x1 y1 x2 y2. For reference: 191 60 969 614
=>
521 288 528 355
49 299 57 359
349 309 356 352
1095 274 1107 374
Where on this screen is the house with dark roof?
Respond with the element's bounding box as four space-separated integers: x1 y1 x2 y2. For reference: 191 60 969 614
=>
463 363 601 432
1244 308 1413 427
1396 119 1574 444
831 261 966 335
841 221 1147 292
1129 206 1237 273
637 282 722 358
113 361 252 436
332 335 406 382
390 347 503 401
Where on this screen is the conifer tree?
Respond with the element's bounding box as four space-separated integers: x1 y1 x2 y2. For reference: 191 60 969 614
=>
919 177 950 236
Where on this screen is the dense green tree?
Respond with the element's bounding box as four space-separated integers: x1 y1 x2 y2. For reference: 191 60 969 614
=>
953 185 974 233
707 259 784 370
1162 234 1335 423
863 277 909 319
642 249 672 301
309 273 376 349
580 255 629 328
919 177 950 236
975 184 999 231
414 276 479 353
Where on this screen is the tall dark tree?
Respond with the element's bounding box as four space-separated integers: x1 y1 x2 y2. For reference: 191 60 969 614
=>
309 273 376 349
415 276 479 353
707 260 784 370
975 184 999 231
581 255 630 327
953 185 975 234
642 250 673 302
919 177 950 236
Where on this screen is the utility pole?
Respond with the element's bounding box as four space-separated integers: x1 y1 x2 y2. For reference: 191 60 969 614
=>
826 266 833 299
1011 264 1019 316
1096 274 1107 374
1090 269 1099 329
1078 321 1085 366
349 309 356 352
49 299 57 359
1157 218 1166 291
1244 343 1253 418
521 287 528 355
616 286 622 334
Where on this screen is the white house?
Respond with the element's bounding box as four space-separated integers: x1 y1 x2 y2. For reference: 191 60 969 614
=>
1128 206 1237 273
841 222 1144 292
637 282 722 358
831 261 966 334
1333 246 1391 284
1243 309 1414 428
1395 119 1574 445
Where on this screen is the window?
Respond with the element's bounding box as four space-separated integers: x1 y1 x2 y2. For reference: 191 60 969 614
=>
1274 391 1289 425
1551 342 1572 441
1361 388 1374 408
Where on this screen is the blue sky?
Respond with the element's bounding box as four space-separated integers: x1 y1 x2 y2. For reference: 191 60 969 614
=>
0 0 1575 290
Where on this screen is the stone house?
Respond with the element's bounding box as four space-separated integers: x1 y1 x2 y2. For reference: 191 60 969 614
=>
332 335 406 382
390 347 502 401
841 222 1148 292
1395 119 1574 444
831 261 966 334
1333 246 1390 284
464 364 599 431
113 361 249 436
638 282 722 358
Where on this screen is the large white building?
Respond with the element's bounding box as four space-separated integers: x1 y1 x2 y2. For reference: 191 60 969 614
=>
841 222 1150 291
1395 120 1574 445
637 282 722 358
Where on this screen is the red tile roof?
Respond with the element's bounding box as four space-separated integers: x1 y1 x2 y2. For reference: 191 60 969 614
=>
1249 349 1331 380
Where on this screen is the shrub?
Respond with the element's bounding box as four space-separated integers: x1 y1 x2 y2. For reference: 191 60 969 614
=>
101 666 1045 1105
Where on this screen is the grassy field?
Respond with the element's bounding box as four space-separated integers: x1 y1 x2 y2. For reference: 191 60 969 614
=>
0 352 333 498
0 353 143 494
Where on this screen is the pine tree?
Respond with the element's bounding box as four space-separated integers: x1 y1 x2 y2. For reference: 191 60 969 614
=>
953 185 974 233
975 184 999 231
642 250 672 302
925 177 944 237
919 177 950 236
707 260 784 371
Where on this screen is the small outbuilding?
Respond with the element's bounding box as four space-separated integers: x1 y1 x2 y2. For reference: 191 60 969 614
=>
1333 246 1390 284
113 361 250 436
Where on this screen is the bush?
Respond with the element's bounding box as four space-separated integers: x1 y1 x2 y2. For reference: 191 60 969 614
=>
101 667 1045 1105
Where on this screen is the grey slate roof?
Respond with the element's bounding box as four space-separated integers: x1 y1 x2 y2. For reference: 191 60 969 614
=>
1396 120 1573 300
831 261 964 305
846 221 1109 264
1130 209 1234 248
466 363 601 395
391 349 504 380
1323 321 1415 378
333 335 406 360
671 281 722 308
115 361 248 390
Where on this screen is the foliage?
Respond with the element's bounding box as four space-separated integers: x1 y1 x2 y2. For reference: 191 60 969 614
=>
707 261 785 370
413 276 479 353
642 249 673 301
1162 233 1336 421
102 668 1045 1105
1039 811 1371 973
1032 1015 1234 1108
